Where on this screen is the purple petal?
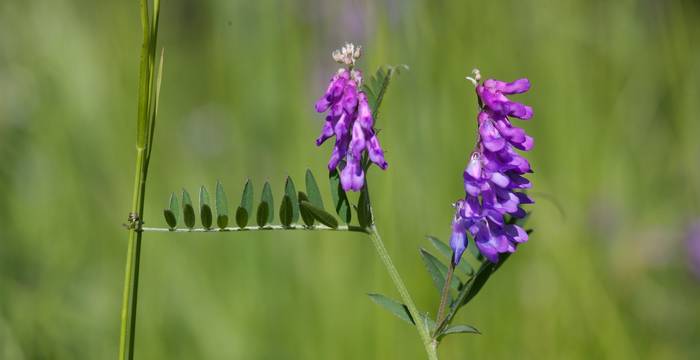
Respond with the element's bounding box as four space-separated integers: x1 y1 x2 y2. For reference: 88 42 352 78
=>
316 121 335 146
504 224 528 243
334 113 350 139
367 133 388 169
328 136 350 170
512 135 534 151
342 81 359 114
357 92 373 129
507 172 532 189
474 225 500 263
504 102 533 120
315 97 331 113
494 117 526 143
479 118 506 152
515 192 534 204
490 172 510 188
450 219 467 265
510 207 528 218
465 153 482 179
349 121 366 157
340 156 365 191
484 78 530 94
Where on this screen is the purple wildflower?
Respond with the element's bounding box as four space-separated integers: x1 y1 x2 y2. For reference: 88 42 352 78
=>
315 43 388 191
450 70 534 264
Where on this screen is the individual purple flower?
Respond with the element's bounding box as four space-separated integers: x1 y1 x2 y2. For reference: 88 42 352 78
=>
450 69 534 264
315 43 388 191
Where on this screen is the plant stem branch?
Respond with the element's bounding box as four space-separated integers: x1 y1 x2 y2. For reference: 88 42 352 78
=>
119 147 146 360
367 225 438 360
434 262 454 336
140 224 367 233
119 0 158 357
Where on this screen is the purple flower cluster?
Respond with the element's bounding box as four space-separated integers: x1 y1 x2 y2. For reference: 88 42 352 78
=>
450 73 535 264
315 44 388 192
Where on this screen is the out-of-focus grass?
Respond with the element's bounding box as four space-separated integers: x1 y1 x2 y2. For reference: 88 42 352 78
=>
1 0 700 358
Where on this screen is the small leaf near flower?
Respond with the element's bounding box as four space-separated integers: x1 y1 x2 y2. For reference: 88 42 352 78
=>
182 189 195 229
256 202 269 228
163 192 179 229
284 176 300 224
305 169 324 209
367 293 414 325
298 192 315 226
199 186 212 229
215 181 229 229
279 195 293 227
329 169 351 224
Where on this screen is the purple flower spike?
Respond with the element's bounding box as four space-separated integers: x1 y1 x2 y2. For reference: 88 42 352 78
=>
314 43 388 191
450 69 535 264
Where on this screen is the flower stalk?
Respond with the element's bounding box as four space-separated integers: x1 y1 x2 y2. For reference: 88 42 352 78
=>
118 1 161 359
435 262 455 333
367 224 438 360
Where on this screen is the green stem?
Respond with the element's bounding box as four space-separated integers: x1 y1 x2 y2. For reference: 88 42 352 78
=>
119 0 158 356
119 148 146 360
435 262 454 335
140 224 367 233
367 226 439 360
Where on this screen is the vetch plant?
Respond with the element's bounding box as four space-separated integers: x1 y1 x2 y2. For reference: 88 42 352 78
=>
118 2 536 359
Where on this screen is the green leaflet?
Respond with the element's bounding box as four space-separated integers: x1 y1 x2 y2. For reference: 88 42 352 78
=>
329 169 351 224
440 324 480 338
419 249 460 294
235 179 254 228
357 186 372 228
284 176 300 223
361 64 408 122
367 293 414 325
215 181 229 229
163 192 178 229
235 206 248 228
297 192 315 226
261 181 274 224
256 202 270 227
305 169 324 209
427 235 474 276
279 195 293 227
299 200 338 229
182 189 195 229
199 186 212 229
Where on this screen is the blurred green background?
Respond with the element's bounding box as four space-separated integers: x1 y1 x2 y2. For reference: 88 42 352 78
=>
2 0 700 358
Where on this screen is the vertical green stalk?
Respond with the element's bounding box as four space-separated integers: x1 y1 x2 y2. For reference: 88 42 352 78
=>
367 226 438 360
119 1 161 359
118 150 146 360
434 262 454 335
